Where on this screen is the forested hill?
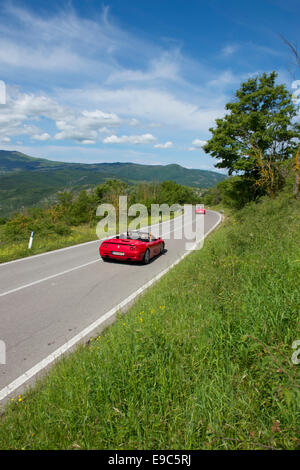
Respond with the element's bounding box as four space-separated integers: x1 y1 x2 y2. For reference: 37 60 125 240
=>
0 150 225 186
0 150 226 216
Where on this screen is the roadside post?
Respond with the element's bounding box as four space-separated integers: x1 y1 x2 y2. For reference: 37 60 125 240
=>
28 231 34 249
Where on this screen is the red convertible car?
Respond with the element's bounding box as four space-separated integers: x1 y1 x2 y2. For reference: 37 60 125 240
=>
195 207 206 214
99 231 165 264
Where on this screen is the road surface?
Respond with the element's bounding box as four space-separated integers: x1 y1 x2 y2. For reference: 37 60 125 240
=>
0 209 221 403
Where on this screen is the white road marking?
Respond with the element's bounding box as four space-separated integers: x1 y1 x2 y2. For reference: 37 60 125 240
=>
0 211 222 402
0 259 100 297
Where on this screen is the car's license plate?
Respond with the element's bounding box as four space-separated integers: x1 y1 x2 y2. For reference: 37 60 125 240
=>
112 251 125 256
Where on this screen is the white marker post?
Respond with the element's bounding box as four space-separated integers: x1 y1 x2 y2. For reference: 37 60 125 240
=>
28 231 34 249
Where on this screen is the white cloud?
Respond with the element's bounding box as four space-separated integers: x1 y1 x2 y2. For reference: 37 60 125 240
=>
0 92 53 142
106 53 182 85
54 109 121 143
103 133 157 145
0 89 123 144
0 4 246 164
207 70 238 89
221 45 240 57
60 86 225 132
129 118 140 127
80 140 97 145
192 139 207 147
0 136 10 143
0 4 164 82
32 133 51 141
0 5 233 135
11 93 66 120
154 141 173 148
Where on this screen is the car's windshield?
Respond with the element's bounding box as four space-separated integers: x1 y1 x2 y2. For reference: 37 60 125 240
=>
118 231 157 242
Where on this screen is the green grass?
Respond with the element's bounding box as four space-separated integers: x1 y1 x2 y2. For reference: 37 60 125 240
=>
0 224 97 263
0 192 299 449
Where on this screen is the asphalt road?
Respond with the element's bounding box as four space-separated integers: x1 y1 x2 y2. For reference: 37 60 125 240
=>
0 209 221 403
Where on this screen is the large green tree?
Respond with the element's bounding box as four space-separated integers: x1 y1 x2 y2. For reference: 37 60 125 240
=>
281 35 300 196
204 72 299 197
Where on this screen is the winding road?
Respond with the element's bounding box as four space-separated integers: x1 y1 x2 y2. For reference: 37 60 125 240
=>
0 209 221 404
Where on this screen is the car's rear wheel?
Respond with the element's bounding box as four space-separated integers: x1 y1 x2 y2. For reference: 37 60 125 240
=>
101 256 109 262
160 242 165 254
143 248 150 264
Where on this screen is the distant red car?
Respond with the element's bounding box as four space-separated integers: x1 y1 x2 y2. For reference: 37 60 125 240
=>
99 231 165 264
195 207 206 214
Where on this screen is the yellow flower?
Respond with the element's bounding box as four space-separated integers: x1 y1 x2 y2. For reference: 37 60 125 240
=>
139 318 143 322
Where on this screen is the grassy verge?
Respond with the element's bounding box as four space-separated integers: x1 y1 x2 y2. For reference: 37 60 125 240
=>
0 213 178 264
0 194 299 449
0 224 97 264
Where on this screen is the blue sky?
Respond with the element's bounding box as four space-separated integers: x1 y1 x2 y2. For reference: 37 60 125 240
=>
0 0 299 172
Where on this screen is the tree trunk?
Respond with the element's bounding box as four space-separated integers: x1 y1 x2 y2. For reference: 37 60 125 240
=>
293 145 300 197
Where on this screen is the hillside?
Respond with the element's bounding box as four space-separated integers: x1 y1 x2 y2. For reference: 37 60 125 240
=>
0 190 299 449
0 151 226 216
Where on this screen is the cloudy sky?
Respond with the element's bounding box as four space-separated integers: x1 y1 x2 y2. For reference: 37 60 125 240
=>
0 0 299 171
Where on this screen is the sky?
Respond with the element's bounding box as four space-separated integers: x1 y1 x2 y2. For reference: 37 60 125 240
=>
0 0 299 172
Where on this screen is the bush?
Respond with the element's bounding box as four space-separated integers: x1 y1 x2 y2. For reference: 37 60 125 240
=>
53 223 72 236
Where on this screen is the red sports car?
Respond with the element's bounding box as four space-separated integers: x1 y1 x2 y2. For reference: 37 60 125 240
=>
99 231 165 264
195 207 206 214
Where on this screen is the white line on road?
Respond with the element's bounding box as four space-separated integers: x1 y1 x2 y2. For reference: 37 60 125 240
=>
0 259 99 297
0 211 222 402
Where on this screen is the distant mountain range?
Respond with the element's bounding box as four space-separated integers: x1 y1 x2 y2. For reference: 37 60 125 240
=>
0 150 226 216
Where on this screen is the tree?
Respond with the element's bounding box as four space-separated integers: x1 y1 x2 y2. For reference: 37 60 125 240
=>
280 35 300 196
203 72 299 198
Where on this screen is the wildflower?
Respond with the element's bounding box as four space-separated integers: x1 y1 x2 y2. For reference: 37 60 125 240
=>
139 317 143 323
